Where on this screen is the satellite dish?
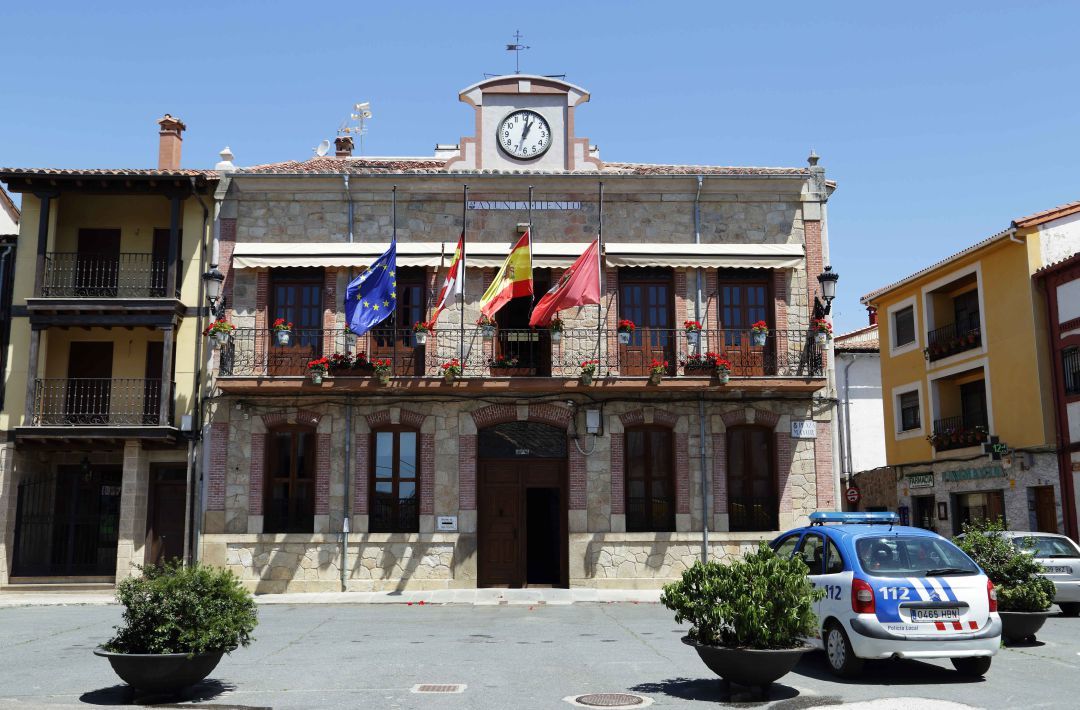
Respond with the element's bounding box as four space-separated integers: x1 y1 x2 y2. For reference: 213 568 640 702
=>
314 139 331 157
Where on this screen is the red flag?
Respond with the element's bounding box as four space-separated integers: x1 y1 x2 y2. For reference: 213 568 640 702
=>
529 238 601 327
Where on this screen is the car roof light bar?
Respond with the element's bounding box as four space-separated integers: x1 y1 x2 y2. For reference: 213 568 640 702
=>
809 511 900 526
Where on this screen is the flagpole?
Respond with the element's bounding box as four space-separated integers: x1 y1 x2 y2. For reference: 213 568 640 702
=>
596 181 604 363
528 185 534 308
392 185 397 359
460 184 468 363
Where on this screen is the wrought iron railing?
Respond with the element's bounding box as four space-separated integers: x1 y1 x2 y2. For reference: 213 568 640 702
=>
370 495 419 533
29 378 171 426
218 327 824 379
728 496 779 532
626 496 675 532
926 315 981 362
1064 348 1080 396
930 415 989 451
39 252 178 298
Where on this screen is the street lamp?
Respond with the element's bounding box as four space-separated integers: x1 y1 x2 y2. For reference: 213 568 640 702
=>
816 265 839 316
202 267 225 319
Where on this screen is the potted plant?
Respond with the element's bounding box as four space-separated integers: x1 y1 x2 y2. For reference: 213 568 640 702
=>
579 359 599 386
413 321 430 346
684 319 703 347
648 358 668 386
94 561 257 694
307 356 329 384
715 356 733 384
549 317 564 343
488 355 526 377
271 318 293 346
203 318 235 347
477 314 496 339
680 351 716 376
371 357 393 386
750 320 768 347
327 352 353 375
441 358 462 384
617 319 635 345
812 318 832 350
954 519 1055 645
661 544 821 692
351 351 374 374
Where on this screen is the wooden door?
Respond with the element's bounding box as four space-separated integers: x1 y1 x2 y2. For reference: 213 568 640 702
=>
143 341 163 425
718 276 771 376
1034 486 1058 533
618 269 674 376
66 342 113 425
264 426 316 533
269 272 323 376
76 228 121 297
726 426 778 531
371 267 425 376
478 464 521 587
145 465 187 565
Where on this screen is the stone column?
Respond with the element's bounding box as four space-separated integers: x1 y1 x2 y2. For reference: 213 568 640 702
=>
115 440 150 579
0 444 16 585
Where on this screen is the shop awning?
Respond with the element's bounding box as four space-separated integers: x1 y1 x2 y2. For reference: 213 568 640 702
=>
231 241 804 270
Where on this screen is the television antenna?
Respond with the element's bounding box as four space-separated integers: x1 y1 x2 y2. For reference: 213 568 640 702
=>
506 30 530 74
313 139 331 157
339 101 373 154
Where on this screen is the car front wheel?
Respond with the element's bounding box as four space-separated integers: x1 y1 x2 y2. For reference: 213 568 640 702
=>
1059 602 1080 617
951 656 992 677
824 621 864 678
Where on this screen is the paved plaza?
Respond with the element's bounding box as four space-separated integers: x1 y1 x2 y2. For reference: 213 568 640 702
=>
1 600 1079 709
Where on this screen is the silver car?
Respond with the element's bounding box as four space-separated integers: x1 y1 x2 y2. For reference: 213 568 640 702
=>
1002 531 1080 617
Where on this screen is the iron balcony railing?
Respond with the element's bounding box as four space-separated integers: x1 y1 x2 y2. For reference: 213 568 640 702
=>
930 414 989 451
218 327 825 379
29 378 172 426
727 496 779 532
926 315 981 362
38 252 179 299
1064 348 1080 396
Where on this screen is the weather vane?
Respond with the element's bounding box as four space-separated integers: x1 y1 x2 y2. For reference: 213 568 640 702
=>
506 30 530 74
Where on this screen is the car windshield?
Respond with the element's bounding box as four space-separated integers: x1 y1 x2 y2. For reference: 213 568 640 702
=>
855 535 980 577
1014 536 1080 558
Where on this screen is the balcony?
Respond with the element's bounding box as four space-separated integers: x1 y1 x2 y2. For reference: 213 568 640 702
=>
926 315 981 362
216 327 824 391
929 415 989 451
18 378 177 442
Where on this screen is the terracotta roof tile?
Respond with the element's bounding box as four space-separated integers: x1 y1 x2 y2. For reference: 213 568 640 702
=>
0 167 217 179
834 323 879 352
1012 199 1080 229
1034 249 1080 277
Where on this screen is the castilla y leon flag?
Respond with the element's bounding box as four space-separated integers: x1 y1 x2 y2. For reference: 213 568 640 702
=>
528 237 601 327
429 232 464 324
479 230 532 318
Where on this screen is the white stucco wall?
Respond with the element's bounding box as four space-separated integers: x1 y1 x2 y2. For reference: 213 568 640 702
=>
1039 212 1080 266
0 195 17 235
837 352 886 475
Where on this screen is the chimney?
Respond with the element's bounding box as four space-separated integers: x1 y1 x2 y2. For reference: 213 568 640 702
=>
156 114 186 170
867 306 878 326
334 135 354 158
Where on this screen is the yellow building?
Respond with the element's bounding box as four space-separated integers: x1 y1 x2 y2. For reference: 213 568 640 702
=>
0 116 216 588
862 201 1080 537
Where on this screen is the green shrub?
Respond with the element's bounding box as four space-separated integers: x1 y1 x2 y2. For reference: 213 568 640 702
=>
105 562 258 655
660 543 823 649
953 519 1054 613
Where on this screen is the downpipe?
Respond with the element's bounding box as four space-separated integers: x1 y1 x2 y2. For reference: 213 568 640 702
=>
341 174 354 591
187 179 210 565
694 175 710 563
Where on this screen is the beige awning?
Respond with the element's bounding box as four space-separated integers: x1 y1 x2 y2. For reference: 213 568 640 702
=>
231 241 803 270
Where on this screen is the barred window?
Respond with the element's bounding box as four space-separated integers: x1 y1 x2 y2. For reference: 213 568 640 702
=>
370 428 419 533
625 427 674 532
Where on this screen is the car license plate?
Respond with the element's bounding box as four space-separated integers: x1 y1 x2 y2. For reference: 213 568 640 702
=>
1043 565 1073 574
911 607 960 622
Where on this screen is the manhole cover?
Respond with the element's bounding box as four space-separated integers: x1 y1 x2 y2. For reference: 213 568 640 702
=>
411 684 466 694
575 693 646 707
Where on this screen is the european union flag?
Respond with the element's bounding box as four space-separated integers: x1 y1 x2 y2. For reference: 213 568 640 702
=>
345 240 397 336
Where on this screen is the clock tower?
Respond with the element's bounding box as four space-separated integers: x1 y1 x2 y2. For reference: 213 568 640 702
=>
441 75 601 173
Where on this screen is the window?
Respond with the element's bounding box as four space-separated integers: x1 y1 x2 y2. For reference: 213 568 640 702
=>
772 535 799 560
619 268 674 376
855 535 978 578
718 270 772 375
371 267 427 376
265 426 316 533
726 426 778 531
953 491 1006 536
271 268 324 350
953 289 980 331
898 391 921 431
797 533 825 575
1063 347 1079 396
370 428 419 533
893 306 915 347
625 427 675 532
959 381 988 430
825 540 844 575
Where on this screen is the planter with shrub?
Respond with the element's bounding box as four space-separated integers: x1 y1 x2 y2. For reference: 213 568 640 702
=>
954 519 1055 644
661 543 821 692
94 562 257 694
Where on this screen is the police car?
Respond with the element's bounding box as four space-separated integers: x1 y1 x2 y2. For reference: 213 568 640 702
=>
771 512 1001 677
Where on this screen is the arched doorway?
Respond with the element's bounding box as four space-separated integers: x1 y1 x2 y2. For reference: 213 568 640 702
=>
477 421 568 588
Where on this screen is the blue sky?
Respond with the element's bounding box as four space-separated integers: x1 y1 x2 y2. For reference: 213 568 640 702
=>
2 1 1078 331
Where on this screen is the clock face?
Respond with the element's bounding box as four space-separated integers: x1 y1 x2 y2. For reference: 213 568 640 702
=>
497 110 552 160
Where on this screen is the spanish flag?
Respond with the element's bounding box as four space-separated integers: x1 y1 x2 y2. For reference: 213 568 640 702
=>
479 230 533 318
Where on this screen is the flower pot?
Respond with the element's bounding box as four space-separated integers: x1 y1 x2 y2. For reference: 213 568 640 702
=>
648 372 663 386
309 372 323 385
751 331 767 347
213 331 231 346
682 637 812 689
716 371 730 384
375 371 391 386
480 325 495 339
580 372 594 386
443 372 457 384
414 331 427 345
999 610 1050 645
490 367 532 377
274 330 292 346
815 332 829 350
618 331 631 345
550 330 562 343
686 330 700 346
93 648 224 694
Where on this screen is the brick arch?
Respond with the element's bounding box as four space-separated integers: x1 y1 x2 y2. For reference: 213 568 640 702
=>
613 407 688 521
260 409 322 429
719 408 779 431
356 409 433 520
